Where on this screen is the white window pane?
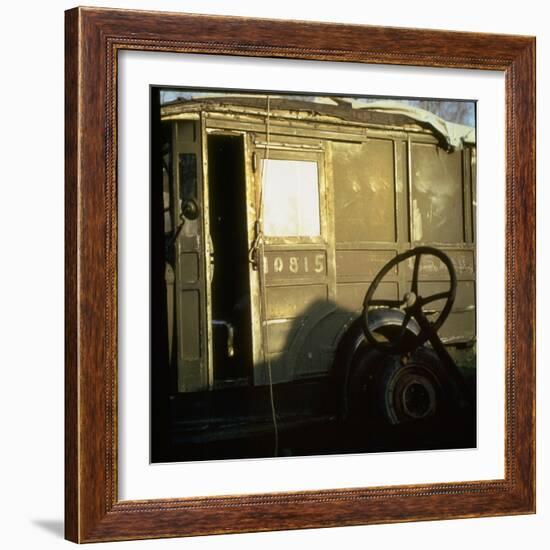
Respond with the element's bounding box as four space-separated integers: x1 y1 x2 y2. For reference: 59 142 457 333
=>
262 159 320 237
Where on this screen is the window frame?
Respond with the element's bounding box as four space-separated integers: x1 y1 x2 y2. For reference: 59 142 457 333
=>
256 148 327 246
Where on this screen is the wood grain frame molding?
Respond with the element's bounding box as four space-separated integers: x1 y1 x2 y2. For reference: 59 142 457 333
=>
65 6 535 542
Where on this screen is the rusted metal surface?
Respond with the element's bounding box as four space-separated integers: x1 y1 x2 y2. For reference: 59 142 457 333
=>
170 120 210 392
333 139 397 243
162 96 476 392
410 143 465 243
163 96 475 150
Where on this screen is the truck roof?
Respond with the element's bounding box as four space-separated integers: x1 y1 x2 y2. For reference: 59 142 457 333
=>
161 95 475 151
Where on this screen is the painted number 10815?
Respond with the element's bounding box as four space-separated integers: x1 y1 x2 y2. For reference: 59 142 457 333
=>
263 253 325 276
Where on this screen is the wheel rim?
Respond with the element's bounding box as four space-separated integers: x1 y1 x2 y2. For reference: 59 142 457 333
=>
401 378 436 419
386 364 439 424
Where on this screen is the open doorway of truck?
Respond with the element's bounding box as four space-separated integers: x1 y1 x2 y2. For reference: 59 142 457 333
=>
207 134 253 386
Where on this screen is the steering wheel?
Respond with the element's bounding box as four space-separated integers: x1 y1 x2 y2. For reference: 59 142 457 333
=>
362 246 457 354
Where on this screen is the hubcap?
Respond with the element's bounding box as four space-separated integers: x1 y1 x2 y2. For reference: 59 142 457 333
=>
386 366 438 423
402 380 435 419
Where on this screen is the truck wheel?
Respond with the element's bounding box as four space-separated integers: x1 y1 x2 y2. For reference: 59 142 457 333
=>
347 345 459 426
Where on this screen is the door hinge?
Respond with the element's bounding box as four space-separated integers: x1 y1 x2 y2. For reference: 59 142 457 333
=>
252 151 258 172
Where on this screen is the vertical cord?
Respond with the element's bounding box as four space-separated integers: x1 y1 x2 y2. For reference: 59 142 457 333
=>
256 96 279 457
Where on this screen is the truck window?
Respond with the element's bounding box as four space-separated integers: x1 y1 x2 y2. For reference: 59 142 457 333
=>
178 152 197 201
262 159 321 237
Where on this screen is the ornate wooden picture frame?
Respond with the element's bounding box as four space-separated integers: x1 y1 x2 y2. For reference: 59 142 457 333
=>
65 6 535 543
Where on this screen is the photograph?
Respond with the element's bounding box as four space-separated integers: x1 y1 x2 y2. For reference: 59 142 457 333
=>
150 88 478 463
0 0 543 546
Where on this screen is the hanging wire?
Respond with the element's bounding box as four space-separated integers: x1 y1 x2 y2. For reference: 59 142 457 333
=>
252 96 279 457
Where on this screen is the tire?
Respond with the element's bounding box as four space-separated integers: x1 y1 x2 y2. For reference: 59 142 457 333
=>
347 345 460 426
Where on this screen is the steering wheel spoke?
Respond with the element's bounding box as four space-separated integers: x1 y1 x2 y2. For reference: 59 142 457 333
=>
396 310 413 344
411 252 421 294
420 290 452 306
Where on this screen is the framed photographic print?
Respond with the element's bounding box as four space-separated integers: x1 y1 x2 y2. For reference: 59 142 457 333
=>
65 6 535 543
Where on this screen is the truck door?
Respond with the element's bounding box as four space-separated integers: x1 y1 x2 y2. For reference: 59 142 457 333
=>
251 140 336 385
171 119 211 392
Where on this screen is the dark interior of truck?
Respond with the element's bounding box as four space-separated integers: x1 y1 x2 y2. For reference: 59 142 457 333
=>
207 134 253 385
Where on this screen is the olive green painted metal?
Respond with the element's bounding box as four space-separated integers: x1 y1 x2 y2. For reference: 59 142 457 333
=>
169 120 210 392
162 97 476 393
